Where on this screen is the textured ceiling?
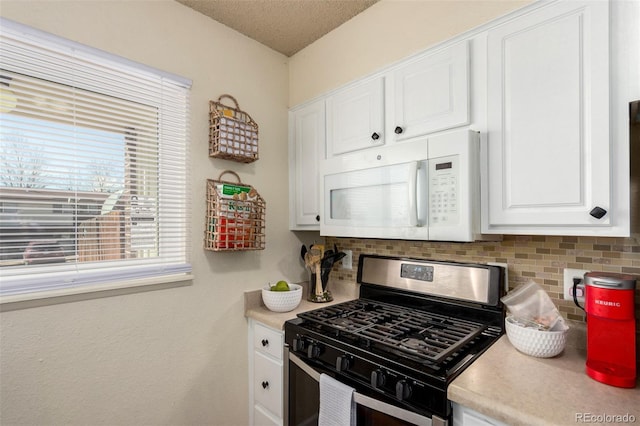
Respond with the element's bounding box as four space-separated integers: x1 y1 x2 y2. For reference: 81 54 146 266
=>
176 0 379 56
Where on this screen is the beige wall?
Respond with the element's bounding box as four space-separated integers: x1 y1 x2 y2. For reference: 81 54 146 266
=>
288 0 532 107
0 1 313 425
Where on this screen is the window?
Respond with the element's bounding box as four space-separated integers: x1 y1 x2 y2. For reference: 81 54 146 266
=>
0 18 192 298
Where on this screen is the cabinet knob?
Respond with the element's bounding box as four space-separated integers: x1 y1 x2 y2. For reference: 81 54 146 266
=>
261 339 269 347
261 381 269 389
315 215 320 222
371 132 380 141
589 206 607 219
394 126 404 134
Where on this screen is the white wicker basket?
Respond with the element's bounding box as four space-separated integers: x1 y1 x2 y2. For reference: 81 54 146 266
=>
262 283 302 312
505 316 568 358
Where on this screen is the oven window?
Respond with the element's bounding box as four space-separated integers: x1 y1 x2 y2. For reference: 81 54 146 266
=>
289 360 420 426
289 358 320 426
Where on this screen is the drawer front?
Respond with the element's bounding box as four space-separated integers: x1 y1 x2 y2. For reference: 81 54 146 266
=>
253 351 283 417
253 404 281 426
253 322 283 360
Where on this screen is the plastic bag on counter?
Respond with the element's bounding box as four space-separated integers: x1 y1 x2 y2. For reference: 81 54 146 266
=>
501 280 568 331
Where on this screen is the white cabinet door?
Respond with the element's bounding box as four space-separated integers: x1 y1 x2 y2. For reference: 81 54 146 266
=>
253 405 280 426
289 100 324 229
390 41 469 142
326 76 385 157
253 351 283 418
484 0 610 231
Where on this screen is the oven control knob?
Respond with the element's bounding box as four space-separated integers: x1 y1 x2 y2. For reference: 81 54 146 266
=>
336 356 351 372
307 343 321 359
292 338 305 352
395 380 412 401
371 370 386 389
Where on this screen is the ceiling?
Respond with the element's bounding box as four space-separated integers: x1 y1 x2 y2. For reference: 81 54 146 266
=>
176 0 379 57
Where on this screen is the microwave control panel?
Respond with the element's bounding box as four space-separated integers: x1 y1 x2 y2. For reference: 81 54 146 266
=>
429 155 459 226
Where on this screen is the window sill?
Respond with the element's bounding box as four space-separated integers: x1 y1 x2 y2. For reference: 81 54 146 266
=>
0 273 194 311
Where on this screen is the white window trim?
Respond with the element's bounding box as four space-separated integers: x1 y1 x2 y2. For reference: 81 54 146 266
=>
0 273 195 305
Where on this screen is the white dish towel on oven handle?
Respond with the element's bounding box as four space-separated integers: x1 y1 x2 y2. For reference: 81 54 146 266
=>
318 373 356 426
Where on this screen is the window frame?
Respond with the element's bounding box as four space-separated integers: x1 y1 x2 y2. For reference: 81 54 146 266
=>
0 18 193 302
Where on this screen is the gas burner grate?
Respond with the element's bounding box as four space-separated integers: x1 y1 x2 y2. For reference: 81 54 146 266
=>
298 299 486 363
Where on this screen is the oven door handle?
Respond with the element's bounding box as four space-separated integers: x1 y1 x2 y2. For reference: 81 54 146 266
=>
288 352 440 426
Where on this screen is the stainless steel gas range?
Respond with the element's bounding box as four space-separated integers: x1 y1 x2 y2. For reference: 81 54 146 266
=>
284 254 505 426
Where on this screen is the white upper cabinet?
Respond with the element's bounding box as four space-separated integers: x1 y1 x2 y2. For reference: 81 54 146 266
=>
326 77 385 157
482 0 631 235
389 41 470 142
288 100 325 230
325 40 470 158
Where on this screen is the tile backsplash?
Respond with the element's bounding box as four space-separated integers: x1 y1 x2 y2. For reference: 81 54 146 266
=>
325 234 640 325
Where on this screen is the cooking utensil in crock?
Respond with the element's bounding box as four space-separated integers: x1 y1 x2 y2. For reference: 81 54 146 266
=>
307 247 323 297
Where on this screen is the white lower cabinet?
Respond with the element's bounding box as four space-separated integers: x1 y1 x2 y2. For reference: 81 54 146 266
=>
249 320 284 426
253 405 280 426
253 351 283 418
452 402 508 426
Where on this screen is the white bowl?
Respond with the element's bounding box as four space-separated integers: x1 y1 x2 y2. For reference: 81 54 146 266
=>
261 283 302 312
505 316 568 358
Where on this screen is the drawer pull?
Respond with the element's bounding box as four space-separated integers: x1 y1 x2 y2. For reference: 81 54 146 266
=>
261 381 269 389
261 339 269 347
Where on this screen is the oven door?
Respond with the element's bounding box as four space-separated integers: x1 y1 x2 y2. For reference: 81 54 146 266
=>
285 349 445 426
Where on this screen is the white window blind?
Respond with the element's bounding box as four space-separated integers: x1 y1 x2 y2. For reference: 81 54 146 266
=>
0 19 192 297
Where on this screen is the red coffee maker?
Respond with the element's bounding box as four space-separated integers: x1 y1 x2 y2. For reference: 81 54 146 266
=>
583 272 637 388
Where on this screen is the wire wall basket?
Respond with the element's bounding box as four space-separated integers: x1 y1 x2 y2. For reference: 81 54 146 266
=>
209 95 259 163
204 170 266 251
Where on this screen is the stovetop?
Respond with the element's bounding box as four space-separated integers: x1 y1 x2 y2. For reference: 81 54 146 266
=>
298 298 493 365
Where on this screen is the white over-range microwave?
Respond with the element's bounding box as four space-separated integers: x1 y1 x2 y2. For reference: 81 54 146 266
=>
320 129 482 242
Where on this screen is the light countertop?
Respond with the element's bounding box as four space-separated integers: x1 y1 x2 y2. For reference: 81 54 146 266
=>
244 290 639 425
448 323 640 425
244 281 358 330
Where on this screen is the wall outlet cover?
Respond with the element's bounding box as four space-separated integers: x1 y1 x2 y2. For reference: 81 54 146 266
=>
341 250 352 270
563 268 590 302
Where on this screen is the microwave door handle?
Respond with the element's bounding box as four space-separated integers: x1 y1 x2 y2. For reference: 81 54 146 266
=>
408 161 419 227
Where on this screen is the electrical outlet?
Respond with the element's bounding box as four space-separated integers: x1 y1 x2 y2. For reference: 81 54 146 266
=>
341 250 352 270
563 268 590 301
